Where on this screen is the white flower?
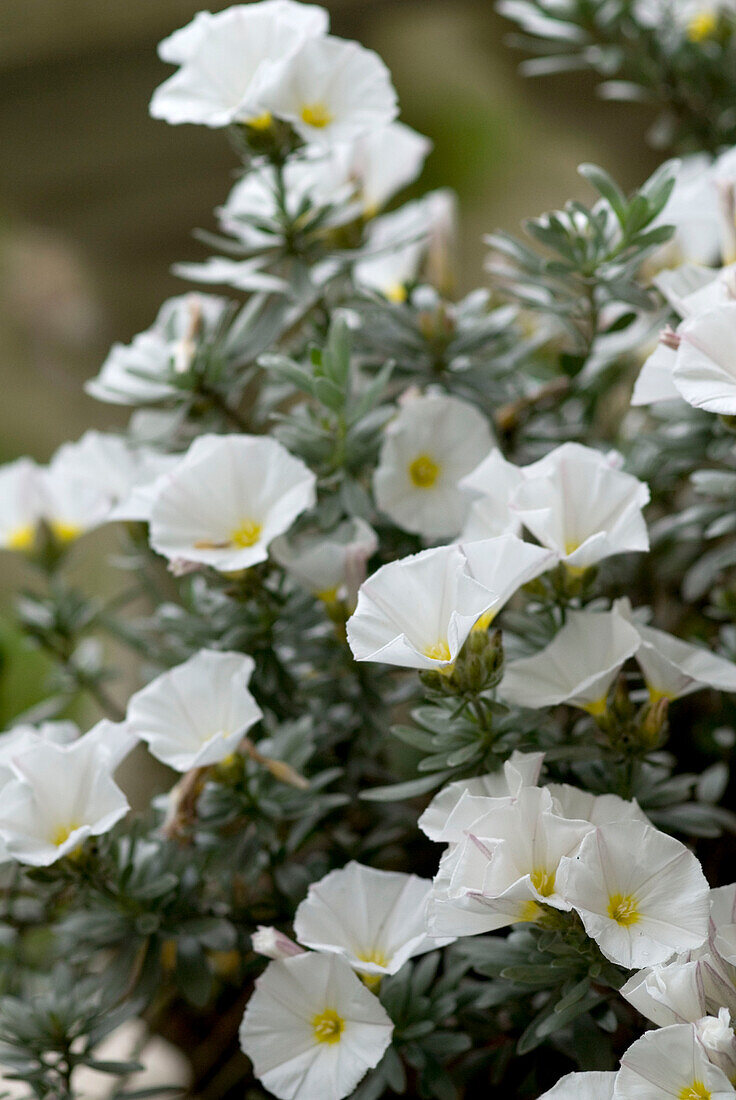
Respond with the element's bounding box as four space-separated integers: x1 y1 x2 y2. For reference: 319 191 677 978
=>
670 302 736 415
499 609 641 715
355 191 457 300
346 122 431 215
620 883 736 1026
614 598 736 702
86 294 229 405
538 1072 616 1100
48 431 178 527
458 449 525 541
149 434 316 573
270 518 378 607
345 544 500 672
615 1021 736 1100
0 735 130 867
428 786 594 938
650 153 723 266
150 2 329 129
252 34 397 147
459 535 557 629
0 459 45 551
546 784 649 826
294 861 452 980
125 650 263 772
373 391 494 538
418 750 545 842
239 952 393 1100
556 820 710 968
509 443 650 572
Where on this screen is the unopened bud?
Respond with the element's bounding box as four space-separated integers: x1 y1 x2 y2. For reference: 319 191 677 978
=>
251 926 305 960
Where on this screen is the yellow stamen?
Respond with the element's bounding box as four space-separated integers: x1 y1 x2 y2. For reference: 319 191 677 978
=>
518 900 544 923
311 1008 344 1045
50 520 82 544
583 697 608 717
687 11 718 41
648 685 673 705
607 892 640 926
246 111 273 131
424 640 451 664
316 586 339 604
6 524 35 551
530 868 556 897
300 102 333 129
409 454 440 489
678 1083 711 1100
386 282 408 303
472 609 496 634
357 948 388 988
51 822 81 849
230 520 262 548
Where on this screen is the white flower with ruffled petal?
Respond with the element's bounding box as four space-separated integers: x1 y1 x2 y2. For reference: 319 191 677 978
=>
615 1020 736 1100
460 535 557 630
428 786 594 938
252 34 397 147
458 449 526 541
346 543 501 672
125 649 263 772
270 518 377 608
294 861 452 980
556 819 710 968
239 952 393 1100
373 391 494 538
150 2 329 129
509 443 650 572
149 434 316 573
499 608 641 715
538 1072 617 1100
0 735 130 867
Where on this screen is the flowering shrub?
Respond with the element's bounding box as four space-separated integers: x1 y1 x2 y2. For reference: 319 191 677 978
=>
3 1 736 1097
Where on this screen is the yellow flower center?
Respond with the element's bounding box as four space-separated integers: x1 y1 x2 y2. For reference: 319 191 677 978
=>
50 520 82 544
311 1008 344 1045
409 454 440 489
7 524 35 551
679 1083 711 1100
356 948 389 988
687 11 718 41
424 640 451 663
648 685 673 705
230 519 263 548
472 609 496 634
300 102 333 129
51 822 81 849
316 586 339 604
386 282 408 303
607 893 640 926
246 111 273 131
530 868 556 897
518 900 544 923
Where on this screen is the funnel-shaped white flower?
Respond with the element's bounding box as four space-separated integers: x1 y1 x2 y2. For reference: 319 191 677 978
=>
616 1022 735 1100
460 536 556 627
614 598 736 702
151 3 328 128
458 449 526 541
346 544 498 671
499 609 641 714
355 191 456 300
509 443 650 571
125 650 263 772
373 391 494 538
0 736 130 867
557 820 710 968
149 434 316 573
347 122 431 215
294 861 452 979
672 302 736 414
270 518 377 608
239 952 393 1100
428 787 593 938
253 34 397 147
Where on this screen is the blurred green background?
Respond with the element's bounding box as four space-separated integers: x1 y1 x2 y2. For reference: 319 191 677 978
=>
0 0 662 727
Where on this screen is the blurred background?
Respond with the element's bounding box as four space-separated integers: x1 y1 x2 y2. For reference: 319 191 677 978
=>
0 0 662 722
